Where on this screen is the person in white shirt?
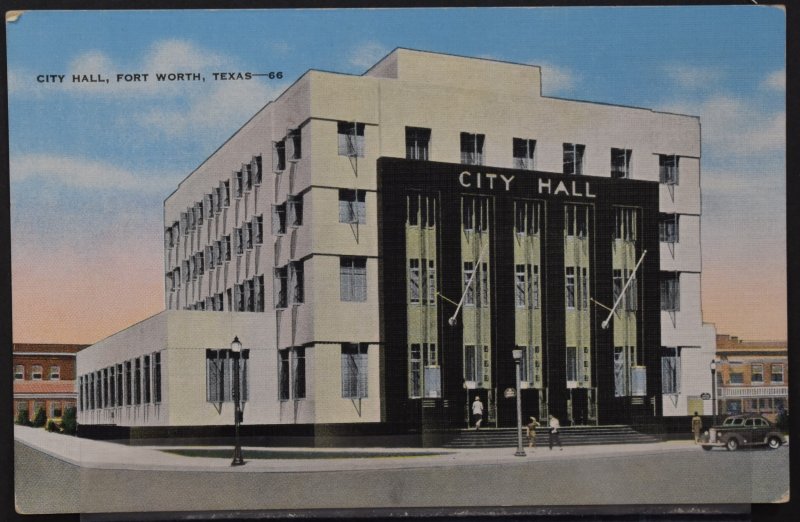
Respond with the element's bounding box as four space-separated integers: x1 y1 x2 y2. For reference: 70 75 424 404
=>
471 396 484 430
548 414 563 450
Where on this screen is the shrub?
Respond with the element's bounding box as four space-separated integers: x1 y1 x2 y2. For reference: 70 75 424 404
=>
61 406 77 435
46 419 60 432
15 409 31 426
32 407 47 428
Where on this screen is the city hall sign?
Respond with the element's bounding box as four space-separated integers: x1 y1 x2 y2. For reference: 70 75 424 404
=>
458 171 596 198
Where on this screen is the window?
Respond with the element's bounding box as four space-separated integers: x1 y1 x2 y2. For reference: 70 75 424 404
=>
272 203 287 235
124 361 132 405
565 204 588 238
406 127 431 160
102 368 109 408
463 262 475 306
195 202 204 227
153 353 162 404
279 348 306 400
409 344 422 398
48 365 60 380
519 345 537 384
133 358 141 405
514 200 541 235
206 349 249 403
729 370 744 385
31 365 42 380
659 154 679 185
407 194 436 228
460 132 485 165
292 348 306 399
142 355 151 403
425 260 436 305
462 196 489 232
234 283 245 312
409 259 421 304
116 363 123 406
464 345 483 383
279 350 290 400
109 366 116 407
613 269 637 312
287 195 303 227
14 365 23 379
513 138 536 169
243 162 252 192
751 364 764 383
256 275 265 312
579 267 589 310
252 216 263 245
196 252 205 276
563 143 586 175
339 189 366 224
286 129 301 162
408 343 439 398
614 207 637 241
272 139 286 173
244 221 253 250
660 272 680 311
289 261 304 304
566 346 578 383
659 214 679 243
165 227 174 249
611 148 632 178
614 346 635 397
771 364 784 383
273 267 288 309
223 235 231 261
341 343 368 398
234 169 243 198
515 264 539 309
205 245 214 271
234 228 244 255
222 180 231 207
340 257 367 302
661 347 680 394
338 121 365 157
565 267 576 309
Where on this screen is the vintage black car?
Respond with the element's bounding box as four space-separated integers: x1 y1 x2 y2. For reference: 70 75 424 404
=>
700 414 785 451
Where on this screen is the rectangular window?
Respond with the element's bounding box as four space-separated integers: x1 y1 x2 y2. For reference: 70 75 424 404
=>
287 195 303 227
31 365 42 380
252 215 263 245
49 401 62 418
563 143 586 175
223 235 231 261
279 350 290 400
659 154 679 185
292 347 306 399
409 344 422 398
14 365 24 380
406 127 431 160
426 259 436 305
342 343 368 398
256 276 265 312
463 262 475 306
514 200 541 235
221 180 230 207
286 130 301 162
340 257 367 302
338 189 366 224
49 365 60 380
109 366 116 407
272 139 286 173
234 169 243 198
143 355 151 403
751 364 764 383
273 266 288 309
513 138 536 170
661 347 680 394
565 267 576 309
242 162 252 192
515 264 530 308
519 345 534 383
566 346 578 382
232 228 242 256
153 354 162 404
565 204 589 238
124 361 132 405
729 371 744 385
771 364 784 383
337 121 365 157
659 214 679 243
614 207 637 241
195 202 204 227
116 363 123 406
244 221 254 250
460 132 485 165
206 349 249 403
660 272 680 311
205 245 215 271
611 148 632 178
252 155 263 185
464 345 483 383
272 203 287 235
409 259 421 304
133 358 141 405
289 261 304 304
407 194 436 228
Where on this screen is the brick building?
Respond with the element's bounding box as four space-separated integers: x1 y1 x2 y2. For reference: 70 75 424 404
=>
13 343 86 421
715 334 788 422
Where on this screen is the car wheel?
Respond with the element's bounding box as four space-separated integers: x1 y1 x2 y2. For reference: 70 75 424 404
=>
701 445 713 451
767 436 782 449
726 438 739 451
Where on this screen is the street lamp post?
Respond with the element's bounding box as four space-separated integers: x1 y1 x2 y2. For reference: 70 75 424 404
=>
231 336 245 466
709 360 717 427
512 349 526 457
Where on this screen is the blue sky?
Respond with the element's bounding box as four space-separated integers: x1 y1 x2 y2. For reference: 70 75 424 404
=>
6 7 786 342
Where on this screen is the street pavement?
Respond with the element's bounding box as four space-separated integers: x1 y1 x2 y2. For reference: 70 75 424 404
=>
14 425 790 514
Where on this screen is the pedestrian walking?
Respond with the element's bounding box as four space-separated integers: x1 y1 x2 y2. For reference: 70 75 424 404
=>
548 414 562 450
472 396 484 430
526 416 540 448
691 411 703 443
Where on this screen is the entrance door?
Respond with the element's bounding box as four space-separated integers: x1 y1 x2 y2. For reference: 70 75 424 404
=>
569 388 589 425
465 388 491 427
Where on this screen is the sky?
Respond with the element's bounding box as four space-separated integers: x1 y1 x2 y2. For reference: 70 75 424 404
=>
6 7 786 343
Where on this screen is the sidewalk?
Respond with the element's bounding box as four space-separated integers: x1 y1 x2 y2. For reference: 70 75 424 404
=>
15 425 700 474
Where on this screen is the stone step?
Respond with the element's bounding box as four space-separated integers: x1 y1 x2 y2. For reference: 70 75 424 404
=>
442 425 660 448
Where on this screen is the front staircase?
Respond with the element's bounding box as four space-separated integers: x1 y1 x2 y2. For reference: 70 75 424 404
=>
442 425 661 448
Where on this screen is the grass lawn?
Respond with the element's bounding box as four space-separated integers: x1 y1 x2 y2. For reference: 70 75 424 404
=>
162 449 450 460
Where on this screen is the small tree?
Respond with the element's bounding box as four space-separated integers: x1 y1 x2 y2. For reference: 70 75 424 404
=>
32 407 47 428
61 406 77 435
46 419 60 432
15 409 31 426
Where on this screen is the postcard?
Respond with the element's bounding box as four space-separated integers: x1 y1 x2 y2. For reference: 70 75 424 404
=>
8 6 788 516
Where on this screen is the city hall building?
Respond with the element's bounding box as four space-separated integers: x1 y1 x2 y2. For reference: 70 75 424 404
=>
76 49 716 440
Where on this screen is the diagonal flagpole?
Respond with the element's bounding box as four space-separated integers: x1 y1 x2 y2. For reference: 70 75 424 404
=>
447 241 489 327
601 250 647 330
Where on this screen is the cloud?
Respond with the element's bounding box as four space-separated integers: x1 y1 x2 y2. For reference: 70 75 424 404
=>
348 41 390 70
660 95 784 157
527 59 579 94
662 64 724 89
10 153 174 192
762 68 785 91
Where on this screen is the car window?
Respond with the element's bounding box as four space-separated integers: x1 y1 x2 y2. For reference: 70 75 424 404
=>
723 418 735 425
756 419 767 427
744 419 754 426
731 418 744 426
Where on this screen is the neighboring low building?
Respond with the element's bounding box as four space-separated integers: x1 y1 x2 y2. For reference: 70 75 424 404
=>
13 343 86 422
715 334 788 423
